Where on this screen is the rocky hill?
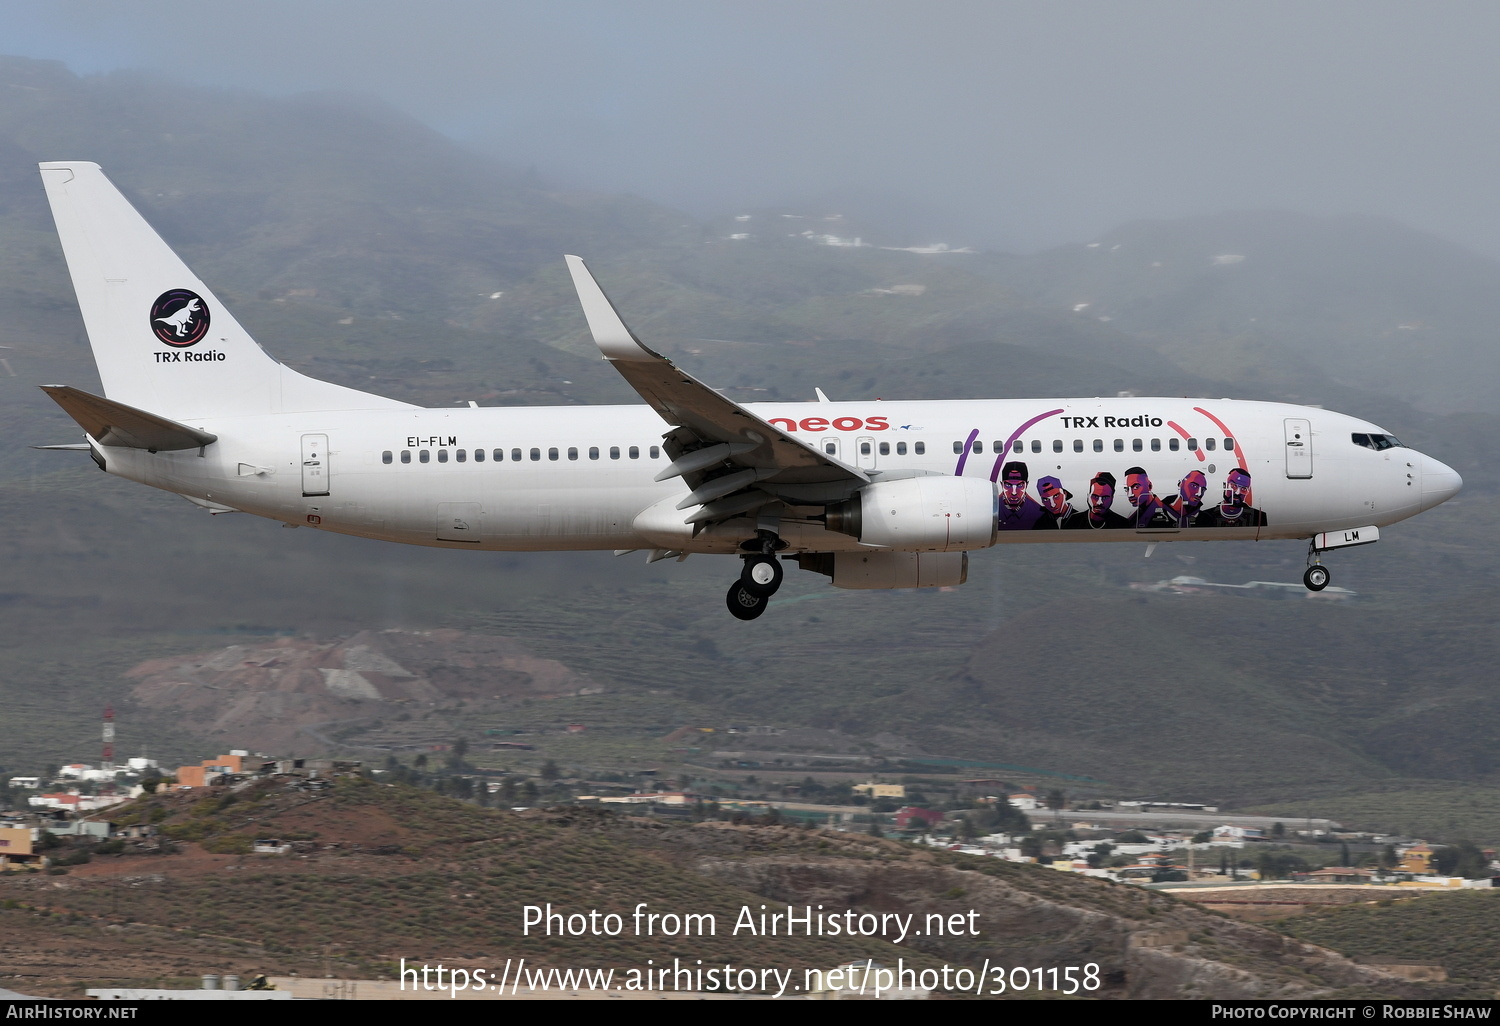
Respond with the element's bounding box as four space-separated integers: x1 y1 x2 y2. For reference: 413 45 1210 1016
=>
0 777 1462 999
125 629 601 755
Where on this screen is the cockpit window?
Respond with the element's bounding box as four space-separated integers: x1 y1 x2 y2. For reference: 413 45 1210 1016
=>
1352 432 1403 450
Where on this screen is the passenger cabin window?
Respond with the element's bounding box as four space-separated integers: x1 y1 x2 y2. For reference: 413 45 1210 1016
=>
1205 437 1216 451
1074 439 1084 453
529 448 540 461
419 450 430 463
1187 438 1198 451
914 441 925 455
548 447 559 461
879 441 890 455
589 446 599 460
650 445 661 459
1169 438 1180 451
826 442 837 454
953 441 964 455
1132 438 1142 452
1053 439 1063 453
860 441 871 455
1224 437 1235 451
512 448 522 462
455 449 466 463
610 446 621 459
1031 440 1041 453
1011 440 1022 453
629 446 640 459
992 440 1003 453
1093 439 1103 452
437 449 448 463
382 450 392 464
896 441 907 455
474 449 485 462
567 447 578 460
1150 438 1161 452
1113 439 1124 452
401 450 411 464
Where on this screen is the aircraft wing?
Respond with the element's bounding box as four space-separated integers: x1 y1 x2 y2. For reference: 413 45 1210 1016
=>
565 256 866 523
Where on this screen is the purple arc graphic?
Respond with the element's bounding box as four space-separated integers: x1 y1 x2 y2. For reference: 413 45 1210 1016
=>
953 428 981 475
987 409 1066 481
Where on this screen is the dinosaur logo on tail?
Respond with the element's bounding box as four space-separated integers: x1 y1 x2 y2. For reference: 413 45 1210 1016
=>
150 289 210 347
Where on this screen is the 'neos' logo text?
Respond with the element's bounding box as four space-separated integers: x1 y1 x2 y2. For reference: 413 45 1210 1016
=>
767 416 889 432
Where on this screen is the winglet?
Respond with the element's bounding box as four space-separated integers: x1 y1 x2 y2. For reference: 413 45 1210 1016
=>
564 255 664 363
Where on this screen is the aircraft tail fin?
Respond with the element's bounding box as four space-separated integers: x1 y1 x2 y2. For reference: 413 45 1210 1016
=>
38 162 412 419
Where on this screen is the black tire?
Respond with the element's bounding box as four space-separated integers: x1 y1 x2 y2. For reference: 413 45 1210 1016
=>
1304 565 1330 592
726 581 768 620
740 555 784 596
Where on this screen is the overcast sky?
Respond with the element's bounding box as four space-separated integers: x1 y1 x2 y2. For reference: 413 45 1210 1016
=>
10 0 1500 255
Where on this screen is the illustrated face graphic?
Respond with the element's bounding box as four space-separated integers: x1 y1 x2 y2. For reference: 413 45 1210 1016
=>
1000 463 1029 509
1224 470 1252 507
1088 481 1114 514
1125 473 1153 508
1038 477 1068 515
1180 471 1207 505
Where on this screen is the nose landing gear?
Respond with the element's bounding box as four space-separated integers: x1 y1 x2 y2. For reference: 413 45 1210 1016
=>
1304 538 1330 592
726 529 786 620
1303 564 1330 591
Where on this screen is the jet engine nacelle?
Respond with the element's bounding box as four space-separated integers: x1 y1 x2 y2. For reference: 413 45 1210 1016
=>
824 475 998 551
830 550 968 589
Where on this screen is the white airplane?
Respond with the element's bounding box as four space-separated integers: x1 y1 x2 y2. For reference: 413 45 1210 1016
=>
34 163 1463 620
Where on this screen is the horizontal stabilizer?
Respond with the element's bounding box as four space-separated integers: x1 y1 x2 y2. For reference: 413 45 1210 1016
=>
32 443 91 451
40 385 217 451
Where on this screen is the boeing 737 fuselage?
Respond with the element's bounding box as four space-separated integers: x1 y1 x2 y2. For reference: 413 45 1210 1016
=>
34 163 1463 619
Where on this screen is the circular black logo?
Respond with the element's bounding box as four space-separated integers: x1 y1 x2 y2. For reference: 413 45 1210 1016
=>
150 289 210 347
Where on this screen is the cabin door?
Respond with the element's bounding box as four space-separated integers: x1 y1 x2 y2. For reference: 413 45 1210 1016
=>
301 434 330 496
1283 419 1313 479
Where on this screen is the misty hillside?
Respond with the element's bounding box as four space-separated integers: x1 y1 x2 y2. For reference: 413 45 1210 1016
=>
1 56 1498 813
999 211 1500 411
3 54 1493 425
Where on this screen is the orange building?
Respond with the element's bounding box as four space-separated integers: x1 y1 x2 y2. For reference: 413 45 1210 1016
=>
1399 843 1435 874
174 753 249 788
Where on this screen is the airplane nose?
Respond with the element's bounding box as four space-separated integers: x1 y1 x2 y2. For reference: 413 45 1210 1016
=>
1419 453 1463 511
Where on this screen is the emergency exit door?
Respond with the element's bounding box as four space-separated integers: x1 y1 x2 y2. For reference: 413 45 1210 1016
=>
301 434 330 496
1283 419 1312 479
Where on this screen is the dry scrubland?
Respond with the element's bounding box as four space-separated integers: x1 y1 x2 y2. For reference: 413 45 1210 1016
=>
0 777 1483 1000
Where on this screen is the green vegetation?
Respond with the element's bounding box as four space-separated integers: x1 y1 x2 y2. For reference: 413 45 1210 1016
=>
1242 787 1500 846
1281 892 1500 991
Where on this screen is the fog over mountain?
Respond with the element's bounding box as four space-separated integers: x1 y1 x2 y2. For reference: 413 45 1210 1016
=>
0 16 1497 818
9 1 1500 258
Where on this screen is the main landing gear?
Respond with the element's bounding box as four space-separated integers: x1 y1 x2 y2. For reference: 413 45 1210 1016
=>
1303 538 1330 592
725 529 786 620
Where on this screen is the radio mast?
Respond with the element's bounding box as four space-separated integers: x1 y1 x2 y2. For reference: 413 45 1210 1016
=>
101 705 115 772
